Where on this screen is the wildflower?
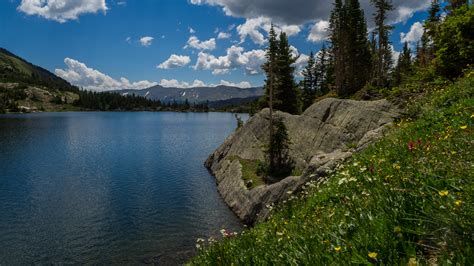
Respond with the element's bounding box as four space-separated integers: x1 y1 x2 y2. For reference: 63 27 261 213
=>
408 141 416 151
438 190 449 197
393 163 401 170
455 200 462 206
471 114 474 118
334 246 342 252
368 252 378 259
460 125 467 130
408 257 418 266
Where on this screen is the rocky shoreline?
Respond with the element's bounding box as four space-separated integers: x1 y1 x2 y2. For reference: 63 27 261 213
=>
206 98 401 225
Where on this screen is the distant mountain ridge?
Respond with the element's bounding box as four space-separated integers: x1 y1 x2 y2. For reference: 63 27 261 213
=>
113 85 264 103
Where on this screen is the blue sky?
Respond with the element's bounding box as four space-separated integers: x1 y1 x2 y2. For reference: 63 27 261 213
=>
0 0 431 91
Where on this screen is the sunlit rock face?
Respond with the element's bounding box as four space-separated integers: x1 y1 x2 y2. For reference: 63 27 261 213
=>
206 98 401 225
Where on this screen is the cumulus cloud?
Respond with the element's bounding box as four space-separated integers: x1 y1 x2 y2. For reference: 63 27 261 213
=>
55 58 158 91
139 36 154 47
157 54 191 69
308 20 330 43
190 0 430 26
218 32 231 39
193 45 266 75
185 36 217 50
400 21 424 44
159 79 252 88
236 17 301 45
17 0 107 23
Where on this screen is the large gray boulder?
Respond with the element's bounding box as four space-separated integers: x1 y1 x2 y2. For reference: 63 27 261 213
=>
205 98 401 225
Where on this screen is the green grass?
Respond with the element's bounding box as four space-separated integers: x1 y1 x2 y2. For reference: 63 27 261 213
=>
230 156 265 189
190 74 474 265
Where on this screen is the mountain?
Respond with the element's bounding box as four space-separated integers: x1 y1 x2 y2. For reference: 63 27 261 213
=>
0 48 78 93
0 48 83 113
114 85 264 104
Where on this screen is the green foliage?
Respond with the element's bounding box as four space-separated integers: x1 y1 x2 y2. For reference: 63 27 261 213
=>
330 0 372 96
190 74 474 265
233 157 266 189
371 0 394 88
434 5 474 79
393 41 413 86
262 118 294 182
235 114 244 129
262 27 301 115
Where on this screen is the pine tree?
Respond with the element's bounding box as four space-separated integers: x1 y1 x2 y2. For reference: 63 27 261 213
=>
301 51 316 110
371 0 394 88
262 25 280 111
329 0 371 96
266 117 293 180
275 32 301 114
316 44 331 95
393 41 412 86
448 0 466 10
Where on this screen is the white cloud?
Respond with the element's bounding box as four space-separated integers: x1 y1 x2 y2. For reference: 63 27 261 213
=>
55 58 158 91
236 17 301 45
391 45 401 63
218 80 252 88
218 32 231 39
125 36 131 43
17 0 107 23
159 79 252 88
189 27 196 34
193 45 266 75
190 0 430 26
158 54 191 69
185 36 217 50
308 20 330 43
139 36 154 47
400 21 424 44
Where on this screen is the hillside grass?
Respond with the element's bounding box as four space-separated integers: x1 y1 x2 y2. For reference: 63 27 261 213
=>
190 74 474 265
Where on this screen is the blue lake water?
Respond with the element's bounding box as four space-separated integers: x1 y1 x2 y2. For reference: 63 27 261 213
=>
0 112 245 264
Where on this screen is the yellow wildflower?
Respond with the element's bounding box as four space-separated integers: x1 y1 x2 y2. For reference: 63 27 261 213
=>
438 190 449 197
471 114 474 118
334 246 342 252
368 252 378 259
460 125 468 130
408 257 418 266
455 200 462 206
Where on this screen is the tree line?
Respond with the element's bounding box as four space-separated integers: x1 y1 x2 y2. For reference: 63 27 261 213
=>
72 90 209 112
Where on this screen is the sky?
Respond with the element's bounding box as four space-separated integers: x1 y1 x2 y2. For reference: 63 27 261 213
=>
0 0 431 91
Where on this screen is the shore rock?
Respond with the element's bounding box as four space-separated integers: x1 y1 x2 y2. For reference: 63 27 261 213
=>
206 98 401 225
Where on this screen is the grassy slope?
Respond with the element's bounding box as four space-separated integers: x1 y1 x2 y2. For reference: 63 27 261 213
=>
191 74 474 265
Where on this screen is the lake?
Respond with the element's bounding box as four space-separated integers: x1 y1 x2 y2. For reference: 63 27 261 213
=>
0 112 245 264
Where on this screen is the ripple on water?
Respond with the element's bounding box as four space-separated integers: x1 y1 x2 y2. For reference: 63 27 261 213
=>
0 112 245 264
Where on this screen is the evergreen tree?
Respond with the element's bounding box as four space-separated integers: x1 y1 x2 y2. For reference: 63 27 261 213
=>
329 0 371 96
301 51 316 110
265 117 294 180
393 41 412 86
315 44 331 95
371 0 394 88
262 25 280 111
275 32 301 114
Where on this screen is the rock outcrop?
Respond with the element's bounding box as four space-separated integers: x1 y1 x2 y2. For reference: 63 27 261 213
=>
205 98 401 225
